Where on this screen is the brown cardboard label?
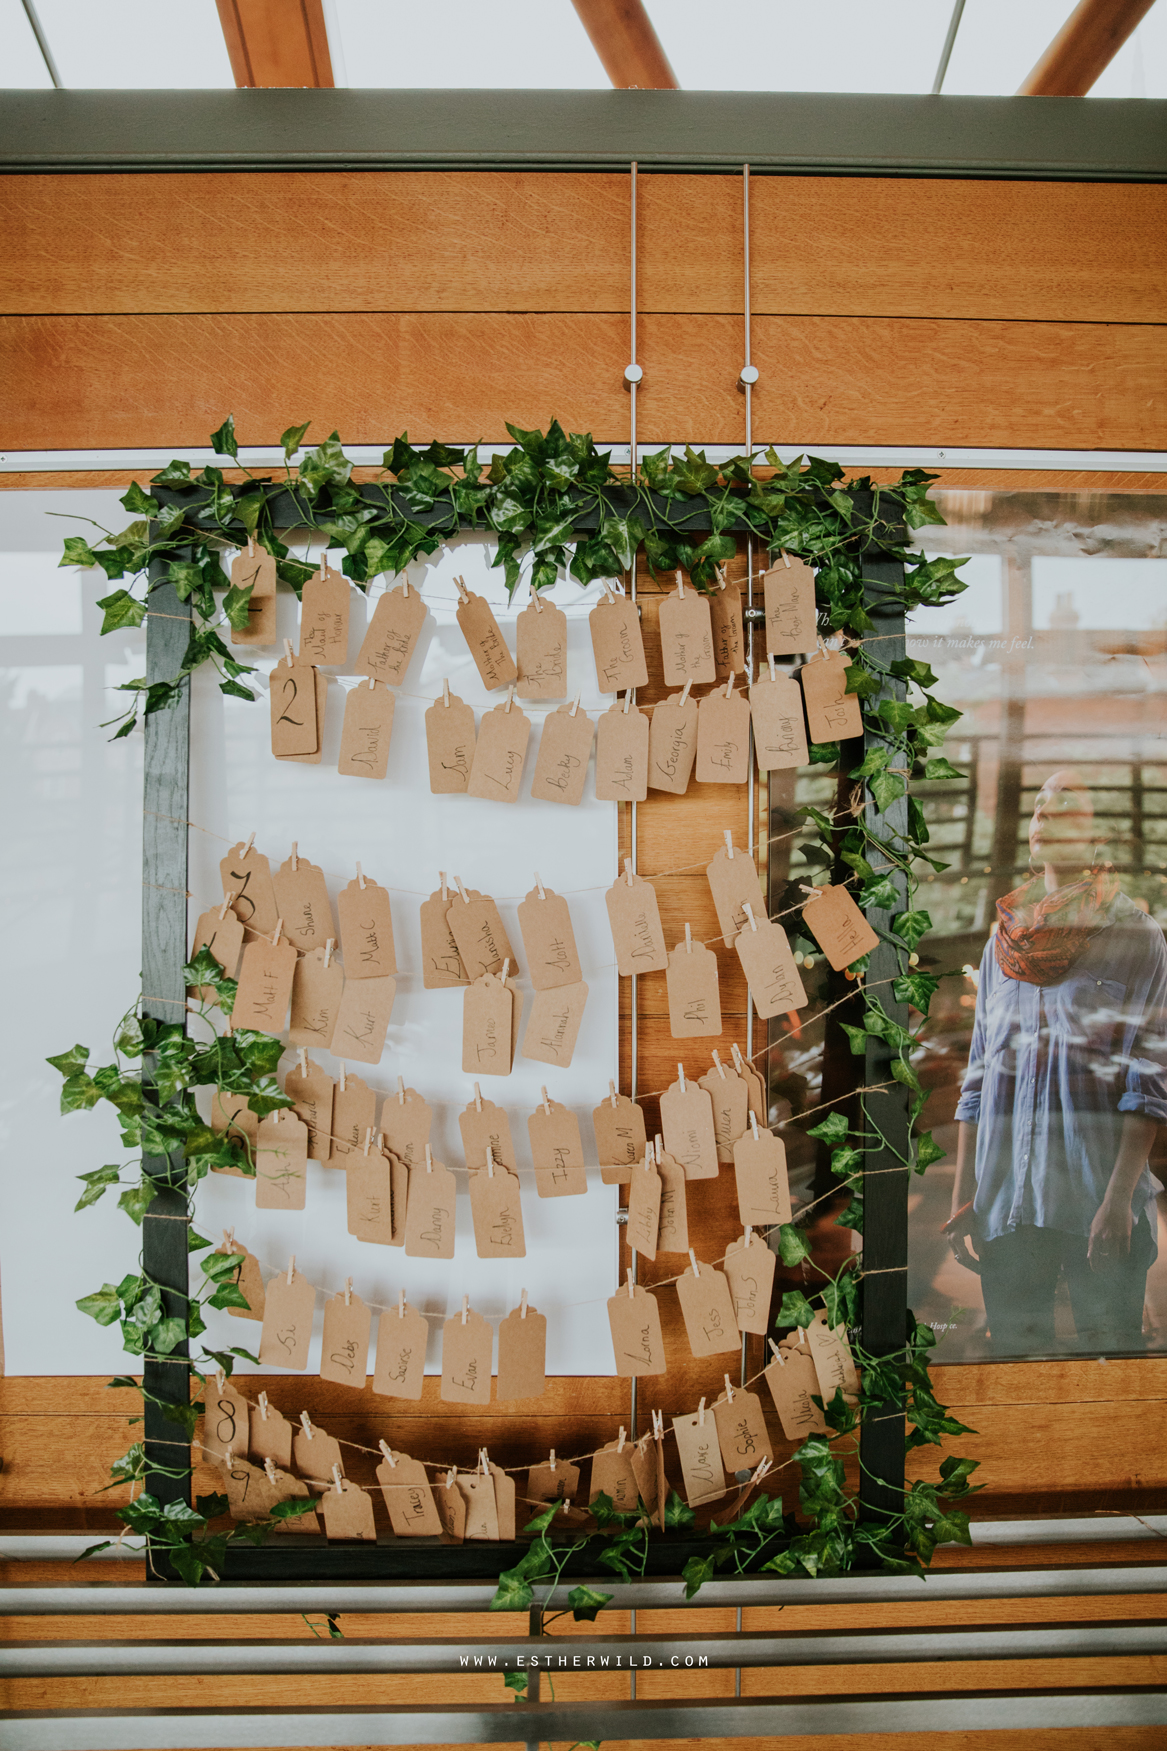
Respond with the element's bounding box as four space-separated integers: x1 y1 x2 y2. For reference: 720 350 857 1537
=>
230 543 277 646
357 583 427 684
656 1148 689 1254
659 587 716 686
710 580 744 678
347 1145 397 1245
590 592 648 694
463 973 514 1076
705 844 767 949
338 678 395 779
319 1289 372 1387
219 1454 278 1522
272 855 335 954
459 1096 518 1173
269 655 319 757
522 981 587 1069
735 918 808 1020
204 1376 250 1461
764 1335 828 1440
380 1086 432 1169
530 703 594 805
665 940 722 1039
231 933 296 1034
490 1459 517 1542
425 691 476 794
733 1126 792 1228
801 647 863 744
275 665 328 766
330 975 396 1064
263 1466 320 1534
214 1238 265 1320
189 904 244 994
631 1435 660 1516
247 1397 293 1469
594 699 649 802
404 1155 457 1259
750 670 809 771
322 1477 377 1542
713 1388 774 1473
517 886 581 991
456 1470 500 1540
299 566 350 665
211 1091 256 1174
372 1303 428 1400
338 876 397 979
441 1307 494 1404
647 692 698 795
288 946 345 1050
496 1304 547 1400
605 871 668 976
659 1078 719 1180
676 1258 741 1357
802 883 880 971
447 889 519 982
528 1458 580 1504
220 842 279 939
330 1071 377 1164
672 1410 727 1506
594 1091 646 1185
590 1444 639 1514
377 1452 443 1536
456 590 517 690
527 1100 587 1197
283 1057 335 1162
255 1110 308 1210
515 595 567 698
467 698 531 803
258 1268 316 1369
763 555 817 655
420 888 469 988
468 1162 526 1258
607 1281 666 1377
723 1232 777 1336
733 1049 768 1128
697 1063 750 1163
436 1475 467 1542
695 687 751 785
806 1309 860 1406
626 1154 662 1260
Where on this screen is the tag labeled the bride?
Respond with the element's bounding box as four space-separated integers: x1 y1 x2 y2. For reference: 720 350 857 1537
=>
516 594 567 698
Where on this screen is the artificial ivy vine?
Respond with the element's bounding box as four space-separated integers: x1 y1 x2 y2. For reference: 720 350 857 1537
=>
54 417 978 1589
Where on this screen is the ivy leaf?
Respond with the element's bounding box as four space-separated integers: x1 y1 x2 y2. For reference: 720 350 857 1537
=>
95 588 149 636
60 535 100 569
150 459 193 486
221 582 253 631
876 699 921 733
48 1043 90 1077
117 1182 157 1225
891 909 931 951
923 757 964 781
299 431 352 500
777 1223 811 1266
859 874 900 911
280 420 310 459
848 747 890 779
491 1568 534 1613
207 1282 251 1312
889 656 939 689
210 415 239 460
682 1554 716 1601
663 1488 695 1530
809 741 840 766
777 1290 815 1328
893 971 941 1015
77 1284 124 1326
150 1317 187 1354
891 1057 923 1096
74 1165 121 1211
829 1146 864 1179
568 1584 613 1622
503 1669 529 1697
914 1131 947 1174
840 1022 869 1056
807 1110 849 1146
869 769 906 814
119 482 159 516
843 665 881 699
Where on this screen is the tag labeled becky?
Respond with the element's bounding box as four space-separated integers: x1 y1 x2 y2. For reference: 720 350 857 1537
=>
659 585 716 686
724 1231 777 1336
467 698 530 803
594 1091 646 1185
455 588 517 691
698 1064 750 1163
373 1303 428 1400
695 684 751 785
357 582 426 685
647 691 698 795
763 554 817 655
231 931 296 1033
607 1281 666 1376
659 1077 719 1181
377 1451 443 1537
590 592 648 694
714 1388 773 1473
404 1155 457 1259
283 1058 334 1162
269 655 319 757
468 1161 526 1258
665 940 722 1039
289 945 345 1049
230 543 277 646
496 1302 547 1400
446 889 517 982
441 1306 493 1404
677 1258 740 1357
220 842 278 938
338 876 396 978
626 1154 662 1260
420 889 468 988
463 973 513 1076
710 580 745 678
258 1266 316 1369
595 699 649 802
672 1411 727 1506
733 1126 792 1228
272 855 335 954
189 904 244 993
705 844 766 949
528 1099 587 1198
806 1310 860 1406
606 870 668 975
331 976 395 1064
299 565 349 665
802 883 880 970
517 886 581 991
765 1336 828 1440
338 678 394 779
331 1071 377 1164
255 1111 308 1210
735 916 808 1020
516 595 567 698
425 690 476 794
522 982 587 1070
751 670 809 771
531 702 593 805
380 1086 432 1170
801 647 862 744
319 1289 371 1388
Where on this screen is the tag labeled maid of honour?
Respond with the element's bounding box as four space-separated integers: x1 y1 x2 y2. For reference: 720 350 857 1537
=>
522 982 587 1070
530 703 594 806
750 670 809 772
764 555 817 655
425 691 476 794
289 945 345 1049
606 872 667 975
590 592 648 693
801 648 862 744
441 1307 494 1404
456 590 517 691
659 586 716 686
373 1303 428 1400
468 700 530 803
595 700 648 802
221 842 278 937
255 1111 308 1210
705 844 766 949
735 917 808 1020
665 941 721 1039
338 679 394 780
357 583 426 684
607 1282 666 1377
331 976 396 1065
802 883 879 971
230 543 276 647
516 596 567 699
299 566 349 665
269 655 319 757
232 933 296 1033
272 855 335 953
259 1268 316 1370
338 876 397 978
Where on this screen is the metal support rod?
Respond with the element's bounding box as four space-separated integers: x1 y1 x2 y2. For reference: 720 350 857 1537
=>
20 0 61 87
627 155 640 1446
931 0 966 93
741 160 754 1397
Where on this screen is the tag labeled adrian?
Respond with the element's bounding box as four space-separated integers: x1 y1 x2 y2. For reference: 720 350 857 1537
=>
590 591 648 694
802 883 880 971
189 904 244 992
269 655 319 757
626 1154 662 1260
713 1388 774 1473
467 698 530 803
322 1477 376 1542
665 940 722 1039
750 670 809 771
425 690 476 794
605 870 668 976
496 1302 547 1400
806 1310 860 1406
706 843 766 948
735 917 808 1020
338 678 395 780
230 542 277 646
338 875 396 978
221 841 278 938
258 1267 316 1370
347 1145 397 1245
380 1086 432 1169
724 1231 777 1336
515 594 567 698
289 945 345 1049
330 975 395 1065
275 666 328 766
404 1155 457 1259
647 691 698 796
697 1063 750 1163
672 1410 727 1506
372 1303 428 1401
764 1335 828 1441
447 888 519 982
357 582 427 685
255 1111 308 1211
656 1148 689 1254
695 684 751 785
607 1281 666 1376
441 1306 493 1404
517 886 581 991
455 589 517 690
330 1071 376 1164
530 703 593 805
420 887 468 988
677 1258 740 1357
594 699 649 802
231 932 296 1033
763 554 817 655
468 1161 526 1259
460 1095 518 1174
594 1091 646 1185
283 1057 335 1162
272 854 335 955
522 981 587 1070
299 564 349 665
215 1238 264 1321
710 579 745 678
528 1099 587 1198
659 1076 719 1181
377 1451 443 1537
733 1125 792 1228
801 647 863 744
659 585 716 686
463 973 513 1076
590 1443 639 1513
319 1289 371 1388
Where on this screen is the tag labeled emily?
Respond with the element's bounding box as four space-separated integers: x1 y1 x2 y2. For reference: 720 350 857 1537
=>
420 887 468 988
467 698 530 803
763 554 817 655
319 1289 371 1387
338 876 397 978
272 855 335 954
672 1410 727 1506
695 683 751 785
338 678 395 779
605 870 667 976
496 1302 546 1400
734 1125 792 1228
705 843 767 949
255 1110 308 1210
659 1075 719 1181
802 883 879 971
516 594 567 698
751 670 809 771
230 542 277 646
713 1388 773 1473
659 584 716 686
665 940 721 1039
468 1161 526 1258
764 1336 828 1441
463 973 513 1076
258 1266 316 1369
331 976 395 1064
647 691 698 796
724 1231 777 1336
698 1063 750 1163
531 703 593 805
269 655 319 757
378 1451 443 1536
331 1071 376 1164
607 1281 665 1376
373 1303 428 1400
590 592 648 693
231 931 296 1033
517 886 581 991
595 699 649 802
220 841 278 938
455 588 517 690
801 647 863 744
522 982 587 1070
710 580 744 678
299 564 349 665
425 690 476 794
283 1057 334 1162
357 582 426 684
447 888 518 982
735 917 808 1020
289 945 345 1049
528 1099 587 1198
442 1306 493 1404
594 1091 646 1185
677 1258 740 1357
404 1155 457 1259
626 1153 662 1260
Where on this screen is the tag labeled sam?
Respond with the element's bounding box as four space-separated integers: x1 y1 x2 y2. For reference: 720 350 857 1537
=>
751 670 809 771
467 698 530 803
441 1306 493 1405
735 917 808 1020
605 870 668 975
665 939 722 1039
425 690 476 794
659 584 716 686
255 1110 308 1210
801 647 862 744
338 678 394 780
522 981 587 1070
528 1099 587 1197
455 587 517 691
594 699 649 802
802 883 879 970
607 1281 666 1377
338 875 397 978
516 594 567 698
531 703 593 805
648 690 698 796
590 591 648 694
357 582 426 685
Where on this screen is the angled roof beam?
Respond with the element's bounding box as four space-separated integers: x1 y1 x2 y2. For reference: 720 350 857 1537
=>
570 0 678 89
1019 0 1157 95
215 0 334 88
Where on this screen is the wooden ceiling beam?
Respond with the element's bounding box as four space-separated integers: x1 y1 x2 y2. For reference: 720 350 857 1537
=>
570 0 678 89
1018 0 1157 95
215 0 334 89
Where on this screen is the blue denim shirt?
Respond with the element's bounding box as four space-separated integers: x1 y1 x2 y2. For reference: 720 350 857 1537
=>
955 894 1167 1245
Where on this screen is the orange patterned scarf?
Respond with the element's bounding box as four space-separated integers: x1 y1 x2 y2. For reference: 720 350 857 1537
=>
994 870 1120 986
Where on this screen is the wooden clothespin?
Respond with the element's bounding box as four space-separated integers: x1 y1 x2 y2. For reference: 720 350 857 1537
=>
379 1440 396 1467
219 891 235 920
520 1289 529 1320
356 861 366 889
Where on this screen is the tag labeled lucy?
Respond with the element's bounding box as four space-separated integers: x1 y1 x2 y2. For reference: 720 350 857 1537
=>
338 678 395 779
467 697 530 803
455 585 517 691
442 1305 493 1404
357 582 427 685
522 981 587 1069
255 1110 308 1210
706 841 766 948
659 582 716 686
648 690 698 796
528 1098 587 1197
231 930 296 1033
258 1265 316 1369
695 680 751 785
463 973 513 1076
377 1450 443 1537
677 1257 740 1357
751 669 809 771
713 1387 774 1473
666 937 722 1039
221 841 279 938
764 1334 828 1440
404 1153 457 1259
496 1301 547 1400
801 646 862 744
215 1238 264 1321
517 885 581 991
733 1123 792 1228
322 1476 376 1542
460 1094 518 1174
319 1288 371 1387
594 1090 647 1185
230 542 277 646
425 689 476 793
594 699 649 802
299 563 349 665
289 945 345 1049
372 1302 428 1400
420 886 469 988
736 915 808 1019
468 1160 526 1258
607 1280 666 1376
710 579 745 678
806 1309 860 1406
724 1231 777 1336
347 1143 397 1245
283 1057 334 1162
659 1074 719 1181
802 883 880 970
590 591 648 694
672 1408 727 1506
590 1442 639 1513
531 702 593 805
331 975 395 1064
516 593 567 698
380 1085 432 1169
272 854 335 954
275 665 328 766
189 903 244 991
269 654 319 757
330 1071 377 1164
606 868 668 975
698 1061 750 1163
656 1147 689 1254
626 1153 662 1259
447 888 518 981
764 554 817 655
337 875 396 978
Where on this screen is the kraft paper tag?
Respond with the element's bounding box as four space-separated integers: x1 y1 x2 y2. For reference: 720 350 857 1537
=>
420 888 469 988
289 946 345 1050
437 1475 468 1542
258 1267 316 1369
750 670 809 771
605 871 668 976
299 565 350 665
713 1388 774 1474
626 1154 662 1260
347 1144 397 1245
515 595 567 698
269 655 319 757
806 1310 860 1406
377 1452 443 1537
764 1335 828 1440
467 698 531 803
230 543 277 646
672 1410 727 1506
801 647 862 744
373 1303 428 1400
211 1092 256 1174
528 1099 587 1197
463 973 513 1076
594 699 649 802
492 1461 518 1541
594 1091 647 1185
802 883 880 971
676 1258 740 1357
319 1289 372 1388
404 1155 457 1259
724 1231 777 1336
425 690 476 793
530 703 594 805
735 917 808 1020
231 932 296 1033
705 844 767 949
659 586 716 686
272 855 335 954
517 886 581 991
447 889 519 982
695 686 751 785
733 1126 792 1228
459 1095 518 1173
697 1064 750 1163
247 1397 293 1469
456 1470 500 1540
659 1077 719 1181
357 582 427 684
322 1477 376 1541
528 1458 580 1504
255 1110 308 1210
468 1161 526 1258
522 981 587 1070
656 1148 689 1254
763 555 817 655
380 1086 432 1169
710 580 744 679
204 1375 250 1462
647 691 698 795
330 975 396 1064
442 1307 493 1405
330 1071 376 1163
632 1435 660 1518
263 1467 320 1535
275 666 328 766
189 904 244 994
456 589 517 690
283 1058 335 1163
496 1303 547 1400
338 678 395 779
590 592 648 694
590 1444 639 1513
607 1281 666 1377
221 841 279 939
219 1454 277 1522
735 1050 767 1127
665 940 722 1039
338 876 397 979
214 1238 265 1321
